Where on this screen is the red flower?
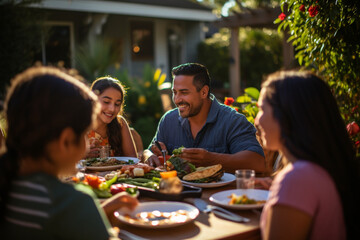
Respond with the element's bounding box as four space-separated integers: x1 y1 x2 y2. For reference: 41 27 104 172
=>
351 105 358 113
346 121 360 136
355 141 360 148
233 107 239 112
299 4 305 12
308 5 319 17
278 13 286 21
224 97 235 106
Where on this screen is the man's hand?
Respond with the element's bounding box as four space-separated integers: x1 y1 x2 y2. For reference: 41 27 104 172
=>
142 149 162 167
150 141 167 156
85 140 101 158
180 148 211 166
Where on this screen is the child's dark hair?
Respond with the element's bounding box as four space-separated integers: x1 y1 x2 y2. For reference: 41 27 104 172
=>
0 66 98 221
90 77 126 156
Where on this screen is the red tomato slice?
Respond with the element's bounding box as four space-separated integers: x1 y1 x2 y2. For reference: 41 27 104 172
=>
110 184 126 195
84 175 103 189
158 155 171 165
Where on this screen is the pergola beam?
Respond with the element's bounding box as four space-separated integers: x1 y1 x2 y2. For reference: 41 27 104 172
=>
215 7 282 29
214 6 293 97
229 28 240 98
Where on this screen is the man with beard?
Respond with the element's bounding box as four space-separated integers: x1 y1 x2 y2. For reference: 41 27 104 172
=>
144 63 265 173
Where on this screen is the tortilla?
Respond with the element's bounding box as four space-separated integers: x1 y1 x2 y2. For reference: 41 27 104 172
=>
182 164 222 181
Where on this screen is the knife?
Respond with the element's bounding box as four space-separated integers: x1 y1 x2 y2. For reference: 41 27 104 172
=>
194 198 250 223
155 140 167 170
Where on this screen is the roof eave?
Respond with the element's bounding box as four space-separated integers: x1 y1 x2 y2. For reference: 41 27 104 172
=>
30 0 218 22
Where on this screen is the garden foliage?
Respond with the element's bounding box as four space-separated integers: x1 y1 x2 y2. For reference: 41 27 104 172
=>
224 87 260 124
116 65 165 147
275 0 360 153
75 38 119 82
198 28 283 90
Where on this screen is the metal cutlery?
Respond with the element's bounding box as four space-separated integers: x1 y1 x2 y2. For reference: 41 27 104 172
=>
118 229 149 240
194 198 250 223
154 140 167 169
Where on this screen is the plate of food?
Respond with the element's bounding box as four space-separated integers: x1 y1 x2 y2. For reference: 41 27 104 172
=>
180 164 235 188
209 189 269 210
81 157 139 171
114 201 199 228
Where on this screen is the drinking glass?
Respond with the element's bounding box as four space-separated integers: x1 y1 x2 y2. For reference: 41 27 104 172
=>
235 169 255 189
99 146 110 158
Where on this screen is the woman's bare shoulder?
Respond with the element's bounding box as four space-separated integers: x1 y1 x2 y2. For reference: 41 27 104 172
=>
116 115 129 125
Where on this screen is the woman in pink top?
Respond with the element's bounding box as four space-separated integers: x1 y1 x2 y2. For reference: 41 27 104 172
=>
255 71 359 239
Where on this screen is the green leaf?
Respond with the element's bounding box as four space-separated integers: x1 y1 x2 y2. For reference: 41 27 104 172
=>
246 116 255 124
274 18 282 24
236 95 252 103
287 35 296 43
244 87 260 100
298 55 303 65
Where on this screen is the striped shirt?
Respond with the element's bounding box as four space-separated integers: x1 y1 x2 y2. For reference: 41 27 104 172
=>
2 172 113 240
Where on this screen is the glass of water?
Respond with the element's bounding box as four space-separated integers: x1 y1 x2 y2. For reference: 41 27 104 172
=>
99 146 110 159
235 169 255 189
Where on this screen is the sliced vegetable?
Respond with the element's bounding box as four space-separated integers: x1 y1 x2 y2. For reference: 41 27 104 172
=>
144 170 161 179
158 155 171 164
160 170 177 179
125 187 138 196
228 194 266 205
84 175 103 189
116 178 159 190
172 146 185 156
92 188 112 198
152 177 161 183
110 184 127 195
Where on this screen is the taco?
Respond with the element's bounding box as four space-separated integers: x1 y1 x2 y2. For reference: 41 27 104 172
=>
182 164 224 183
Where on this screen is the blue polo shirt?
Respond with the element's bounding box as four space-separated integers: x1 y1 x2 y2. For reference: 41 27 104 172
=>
150 95 264 157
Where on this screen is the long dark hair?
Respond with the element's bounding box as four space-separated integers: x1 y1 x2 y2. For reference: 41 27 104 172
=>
0 66 98 221
262 71 360 238
90 77 126 156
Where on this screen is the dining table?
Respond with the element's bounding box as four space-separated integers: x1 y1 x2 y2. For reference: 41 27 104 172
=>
113 180 263 240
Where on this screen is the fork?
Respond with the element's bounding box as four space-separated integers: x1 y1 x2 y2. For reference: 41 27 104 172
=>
118 229 149 240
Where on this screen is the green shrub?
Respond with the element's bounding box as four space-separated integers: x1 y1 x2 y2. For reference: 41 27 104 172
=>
116 65 165 148
276 0 360 154
198 28 283 90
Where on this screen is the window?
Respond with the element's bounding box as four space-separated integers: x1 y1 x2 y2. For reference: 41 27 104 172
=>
130 21 154 61
36 22 74 68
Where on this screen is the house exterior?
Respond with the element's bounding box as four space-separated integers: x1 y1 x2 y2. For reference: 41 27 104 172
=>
30 0 217 79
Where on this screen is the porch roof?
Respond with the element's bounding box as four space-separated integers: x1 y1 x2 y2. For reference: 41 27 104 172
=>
30 0 218 21
215 6 282 29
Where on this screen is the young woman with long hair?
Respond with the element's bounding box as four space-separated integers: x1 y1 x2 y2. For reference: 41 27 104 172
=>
86 77 137 158
256 71 359 240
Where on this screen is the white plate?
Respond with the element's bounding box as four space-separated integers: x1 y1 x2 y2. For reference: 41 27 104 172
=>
209 189 269 210
83 157 139 171
114 201 199 228
181 173 236 188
